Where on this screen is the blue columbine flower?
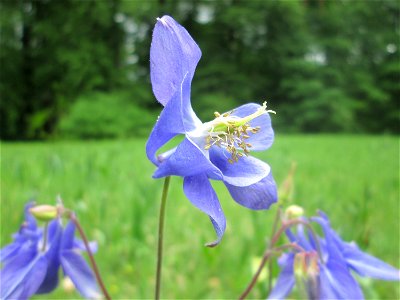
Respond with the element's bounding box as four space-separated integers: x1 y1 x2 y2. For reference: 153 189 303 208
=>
268 211 400 299
146 15 277 246
0 203 101 299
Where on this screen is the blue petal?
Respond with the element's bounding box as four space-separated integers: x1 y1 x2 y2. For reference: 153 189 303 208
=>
146 74 202 165
315 211 400 281
267 254 295 299
150 15 201 106
0 243 22 263
296 224 314 251
209 146 271 187
319 260 364 299
229 103 274 151
342 244 400 281
36 220 63 294
311 216 344 262
61 220 76 250
224 172 277 210
153 137 221 179
312 214 365 298
0 249 47 300
74 238 98 253
183 174 226 247
61 250 102 299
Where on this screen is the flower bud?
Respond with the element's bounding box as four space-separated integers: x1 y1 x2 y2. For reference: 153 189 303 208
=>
29 205 58 222
284 205 304 220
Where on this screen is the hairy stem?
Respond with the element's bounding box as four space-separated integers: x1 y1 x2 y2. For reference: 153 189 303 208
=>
155 176 171 300
70 214 111 300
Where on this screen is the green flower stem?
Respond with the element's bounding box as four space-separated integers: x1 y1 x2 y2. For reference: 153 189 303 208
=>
70 214 112 300
155 176 171 300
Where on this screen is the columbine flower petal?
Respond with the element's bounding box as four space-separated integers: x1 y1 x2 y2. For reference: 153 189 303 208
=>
267 254 295 299
224 172 277 210
74 238 98 253
0 249 48 300
60 221 101 299
146 75 202 165
150 15 201 106
183 174 226 247
153 137 221 179
287 224 314 251
314 210 400 281
229 103 274 151
209 147 271 187
319 260 364 299
0 243 22 263
36 220 63 294
61 251 102 299
342 244 400 281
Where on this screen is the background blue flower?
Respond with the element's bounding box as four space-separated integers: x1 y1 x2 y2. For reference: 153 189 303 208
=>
0 203 100 300
268 211 399 299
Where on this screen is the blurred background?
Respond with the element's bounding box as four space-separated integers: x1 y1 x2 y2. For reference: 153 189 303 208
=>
0 0 398 140
1 0 399 299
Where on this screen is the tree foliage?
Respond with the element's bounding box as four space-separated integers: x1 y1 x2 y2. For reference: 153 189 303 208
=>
1 0 398 139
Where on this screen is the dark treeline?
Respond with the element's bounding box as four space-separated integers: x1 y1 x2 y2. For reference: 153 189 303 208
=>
1 0 399 140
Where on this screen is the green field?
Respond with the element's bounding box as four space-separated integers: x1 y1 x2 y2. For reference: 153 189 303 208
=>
1 135 399 299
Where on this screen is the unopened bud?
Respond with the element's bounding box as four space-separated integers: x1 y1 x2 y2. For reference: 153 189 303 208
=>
284 205 304 220
29 205 58 222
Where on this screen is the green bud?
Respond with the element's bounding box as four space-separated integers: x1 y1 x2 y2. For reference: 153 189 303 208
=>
30 205 58 222
284 205 304 220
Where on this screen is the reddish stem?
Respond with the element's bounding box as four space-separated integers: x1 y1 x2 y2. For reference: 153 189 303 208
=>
70 214 112 300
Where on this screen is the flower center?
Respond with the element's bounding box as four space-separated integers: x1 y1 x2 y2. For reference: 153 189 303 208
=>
203 102 275 163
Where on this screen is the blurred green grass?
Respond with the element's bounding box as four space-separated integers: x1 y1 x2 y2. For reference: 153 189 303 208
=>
1 135 399 299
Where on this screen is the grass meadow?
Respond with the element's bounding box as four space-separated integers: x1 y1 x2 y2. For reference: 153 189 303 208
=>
1 135 399 299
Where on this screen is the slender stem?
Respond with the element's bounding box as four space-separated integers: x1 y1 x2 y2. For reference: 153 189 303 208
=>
41 222 49 252
239 244 301 300
70 214 112 300
155 176 171 300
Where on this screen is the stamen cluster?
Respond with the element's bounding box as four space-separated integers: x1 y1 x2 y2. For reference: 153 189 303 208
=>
204 102 273 163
